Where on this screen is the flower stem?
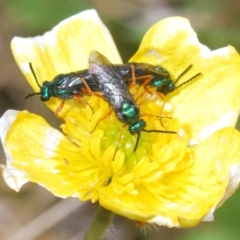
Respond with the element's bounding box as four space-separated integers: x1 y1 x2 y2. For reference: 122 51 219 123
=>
83 205 115 240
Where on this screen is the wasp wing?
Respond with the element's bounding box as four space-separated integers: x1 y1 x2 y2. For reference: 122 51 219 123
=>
88 51 139 123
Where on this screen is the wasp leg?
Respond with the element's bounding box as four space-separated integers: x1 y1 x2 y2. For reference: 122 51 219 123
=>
127 73 153 89
55 100 65 121
128 74 153 97
137 75 153 86
113 124 127 159
127 64 136 89
127 65 153 97
126 64 140 98
155 91 168 127
73 95 94 113
82 88 104 99
78 77 106 112
140 111 172 130
81 77 104 99
134 86 153 106
90 109 113 133
81 77 94 95
140 112 171 119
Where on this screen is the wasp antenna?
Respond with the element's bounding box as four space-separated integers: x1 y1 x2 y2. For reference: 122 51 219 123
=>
174 64 192 85
143 129 177 134
24 92 41 100
29 62 42 88
134 132 141 152
175 72 202 90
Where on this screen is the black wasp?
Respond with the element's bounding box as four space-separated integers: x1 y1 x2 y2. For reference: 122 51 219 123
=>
88 51 177 153
25 63 99 117
117 62 201 97
25 54 201 119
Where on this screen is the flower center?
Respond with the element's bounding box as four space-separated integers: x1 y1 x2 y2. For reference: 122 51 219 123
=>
61 89 193 202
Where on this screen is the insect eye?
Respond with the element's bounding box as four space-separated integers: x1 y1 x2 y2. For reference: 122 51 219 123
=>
40 95 50 101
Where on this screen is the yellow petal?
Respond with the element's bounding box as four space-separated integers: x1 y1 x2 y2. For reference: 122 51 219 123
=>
11 9 122 119
0 110 95 198
98 127 240 227
130 17 240 144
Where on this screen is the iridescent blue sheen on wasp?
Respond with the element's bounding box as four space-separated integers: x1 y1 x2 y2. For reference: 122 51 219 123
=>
88 51 177 153
25 63 99 117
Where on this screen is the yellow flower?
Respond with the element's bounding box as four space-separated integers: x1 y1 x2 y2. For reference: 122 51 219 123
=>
1 9 240 228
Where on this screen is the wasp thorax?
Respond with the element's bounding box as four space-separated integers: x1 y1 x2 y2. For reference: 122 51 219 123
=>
121 101 140 125
152 77 169 88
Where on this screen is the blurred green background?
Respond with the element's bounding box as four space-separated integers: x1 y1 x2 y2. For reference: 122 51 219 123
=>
0 0 240 239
